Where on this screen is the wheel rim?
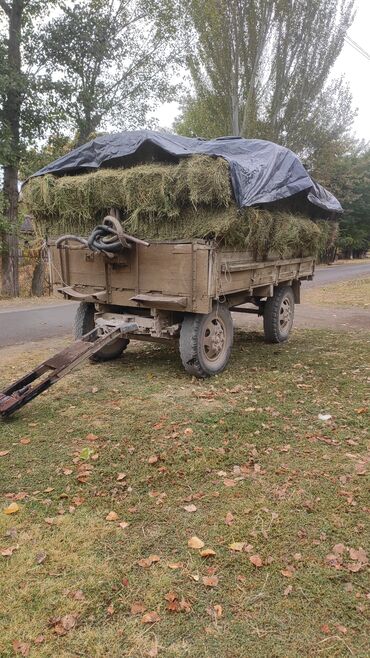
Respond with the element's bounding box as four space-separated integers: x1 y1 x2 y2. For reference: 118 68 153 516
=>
279 296 293 332
202 316 226 362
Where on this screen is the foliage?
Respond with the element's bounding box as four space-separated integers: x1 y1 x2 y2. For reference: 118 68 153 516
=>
38 0 179 144
310 144 370 258
175 0 355 161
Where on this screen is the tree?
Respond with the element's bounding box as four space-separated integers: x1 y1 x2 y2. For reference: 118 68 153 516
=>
40 0 178 145
0 0 59 296
176 0 355 158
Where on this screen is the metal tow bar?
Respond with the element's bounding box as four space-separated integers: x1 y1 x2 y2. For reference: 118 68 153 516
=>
0 322 138 419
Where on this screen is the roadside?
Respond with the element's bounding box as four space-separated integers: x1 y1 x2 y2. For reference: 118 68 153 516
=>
304 277 370 309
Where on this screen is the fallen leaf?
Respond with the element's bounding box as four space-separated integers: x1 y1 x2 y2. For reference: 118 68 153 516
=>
200 548 216 558
35 551 47 564
106 511 118 521
249 554 263 567
19 437 31 445
283 585 293 596
68 590 84 601
335 624 348 634
225 512 234 526
33 635 45 644
167 562 184 570
138 555 160 568
213 604 223 618
184 427 193 435
349 547 367 563
91 387 99 394
223 478 236 487
12 640 30 656
229 542 246 552
0 450 10 457
281 566 295 578
80 447 94 460
318 413 332 421
190 573 199 582
52 614 77 635
321 624 330 634
355 407 368 414
3 503 19 515
1 544 19 557
293 552 302 561
188 536 205 549
131 602 146 615
183 504 197 513
62 468 73 476
44 517 55 525
117 473 126 481
333 543 346 555
107 604 114 615
148 455 159 464
118 521 130 530
141 611 160 624
86 433 98 441
202 575 218 587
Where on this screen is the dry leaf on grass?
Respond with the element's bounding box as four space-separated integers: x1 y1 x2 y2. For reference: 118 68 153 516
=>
3 503 19 515
117 473 126 481
105 511 118 521
167 562 184 570
202 575 218 587
119 521 130 530
12 640 30 656
223 478 236 487
19 437 31 445
141 611 160 624
225 512 234 525
188 536 205 549
131 602 146 615
86 433 98 441
50 614 77 635
148 455 159 464
1 544 19 557
229 542 246 552
183 504 197 512
200 548 216 558
138 555 160 568
35 551 47 564
0 450 10 457
283 585 293 596
249 555 263 567
281 566 295 578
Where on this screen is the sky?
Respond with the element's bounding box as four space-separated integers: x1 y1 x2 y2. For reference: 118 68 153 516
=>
155 0 370 142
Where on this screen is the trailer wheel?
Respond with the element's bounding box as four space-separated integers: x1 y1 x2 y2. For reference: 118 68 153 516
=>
74 302 129 361
263 285 295 343
179 306 233 378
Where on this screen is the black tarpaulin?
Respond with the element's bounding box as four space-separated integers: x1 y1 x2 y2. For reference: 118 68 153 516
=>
30 130 342 214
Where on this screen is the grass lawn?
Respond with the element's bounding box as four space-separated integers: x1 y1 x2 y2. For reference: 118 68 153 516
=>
303 278 370 309
0 329 369 658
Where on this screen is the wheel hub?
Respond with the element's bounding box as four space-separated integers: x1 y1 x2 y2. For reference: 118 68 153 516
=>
279 297 292 329
203 318 225 360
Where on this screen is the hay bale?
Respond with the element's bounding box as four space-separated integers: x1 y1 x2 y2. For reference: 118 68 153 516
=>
22 155 328 259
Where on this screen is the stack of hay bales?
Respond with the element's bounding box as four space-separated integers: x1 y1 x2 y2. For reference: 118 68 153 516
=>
22 155 330 260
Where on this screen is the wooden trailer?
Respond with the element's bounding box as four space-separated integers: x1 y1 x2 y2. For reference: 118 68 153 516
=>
50 236 315 378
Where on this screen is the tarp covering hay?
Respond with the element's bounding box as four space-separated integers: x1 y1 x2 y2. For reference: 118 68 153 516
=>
22 155 331 259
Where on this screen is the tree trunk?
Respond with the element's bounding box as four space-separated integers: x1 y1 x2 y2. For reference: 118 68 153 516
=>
31 257 45 297
1 166 19 296
1 0 23 297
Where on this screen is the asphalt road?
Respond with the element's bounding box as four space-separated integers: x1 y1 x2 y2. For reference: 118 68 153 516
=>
0 262 369 347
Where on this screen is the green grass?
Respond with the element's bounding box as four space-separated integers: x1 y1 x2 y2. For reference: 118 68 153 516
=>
0 329 369 657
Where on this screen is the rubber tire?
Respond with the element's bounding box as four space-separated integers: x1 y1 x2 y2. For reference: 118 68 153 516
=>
263 285 295 343
179 305 233 378
74 302 129 361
